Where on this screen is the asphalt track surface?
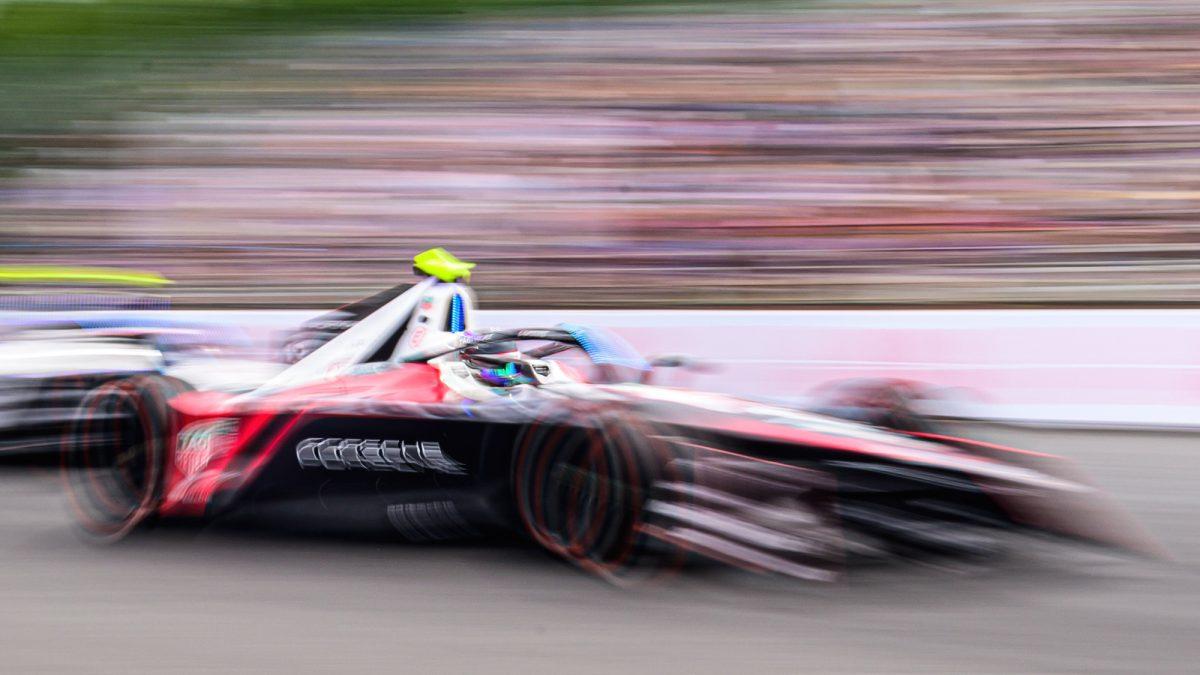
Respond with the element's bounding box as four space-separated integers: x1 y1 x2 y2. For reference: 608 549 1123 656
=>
0 425 1196 673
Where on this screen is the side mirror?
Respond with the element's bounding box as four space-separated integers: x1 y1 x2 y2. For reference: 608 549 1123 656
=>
641 354 717 384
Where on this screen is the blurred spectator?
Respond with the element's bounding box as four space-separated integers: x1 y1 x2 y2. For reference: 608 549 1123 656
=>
2 1 1200 307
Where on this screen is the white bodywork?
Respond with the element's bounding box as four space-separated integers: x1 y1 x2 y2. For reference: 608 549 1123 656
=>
164 358 288 393
242 277 478 398
0 333 164 377
0 275 479 398
0 327 290 394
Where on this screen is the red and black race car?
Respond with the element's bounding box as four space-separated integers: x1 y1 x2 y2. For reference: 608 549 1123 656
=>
62 249 1157 582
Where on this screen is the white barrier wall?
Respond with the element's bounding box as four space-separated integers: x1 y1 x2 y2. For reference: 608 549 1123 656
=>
182 308 1200 428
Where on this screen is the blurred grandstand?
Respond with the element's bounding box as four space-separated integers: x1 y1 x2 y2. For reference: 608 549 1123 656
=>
2 0 1200 308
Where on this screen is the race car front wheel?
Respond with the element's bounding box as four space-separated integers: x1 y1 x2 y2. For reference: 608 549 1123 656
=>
512 410 681 583
62 375 192 542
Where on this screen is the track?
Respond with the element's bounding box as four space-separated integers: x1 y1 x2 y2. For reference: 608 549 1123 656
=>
0 425 1196 673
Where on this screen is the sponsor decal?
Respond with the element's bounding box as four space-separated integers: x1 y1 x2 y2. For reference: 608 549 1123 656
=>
323 358 352 378
295 437 465 474
175 419 237 476
408 325 427 347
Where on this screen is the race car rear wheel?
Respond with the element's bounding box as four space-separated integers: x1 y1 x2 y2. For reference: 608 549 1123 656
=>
808 378 937 434
62 375 192 542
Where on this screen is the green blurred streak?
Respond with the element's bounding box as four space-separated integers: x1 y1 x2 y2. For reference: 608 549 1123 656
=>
0 265 172 286
2 1 506 53
0 0 679 161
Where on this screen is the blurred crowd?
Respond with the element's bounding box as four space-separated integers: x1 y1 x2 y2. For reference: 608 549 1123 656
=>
3 0 1200 308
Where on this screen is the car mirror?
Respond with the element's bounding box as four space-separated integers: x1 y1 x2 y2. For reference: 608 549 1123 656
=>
641 354 717 384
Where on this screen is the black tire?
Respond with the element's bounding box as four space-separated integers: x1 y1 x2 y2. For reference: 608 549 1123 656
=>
280 328 341 364
512 408 681 582
61 374 193 542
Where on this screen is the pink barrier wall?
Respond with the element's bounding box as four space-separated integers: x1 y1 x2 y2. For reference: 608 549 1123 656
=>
100 309 1200 427
479 310 1200 427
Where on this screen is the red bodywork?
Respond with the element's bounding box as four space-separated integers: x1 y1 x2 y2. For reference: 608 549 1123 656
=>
160 364 450 516
145 364 1160 559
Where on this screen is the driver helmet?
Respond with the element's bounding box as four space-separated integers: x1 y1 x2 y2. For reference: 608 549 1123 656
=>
461 340 535 387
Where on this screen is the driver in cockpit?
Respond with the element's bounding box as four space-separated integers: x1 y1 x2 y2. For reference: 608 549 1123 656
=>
459 340 539 388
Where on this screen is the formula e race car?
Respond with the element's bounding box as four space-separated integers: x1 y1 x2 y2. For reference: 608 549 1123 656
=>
0 314 278 457
62 249 1157 582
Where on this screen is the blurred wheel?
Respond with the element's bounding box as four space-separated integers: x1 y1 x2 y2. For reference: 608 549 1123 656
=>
512 408 681 582
61 375 192 542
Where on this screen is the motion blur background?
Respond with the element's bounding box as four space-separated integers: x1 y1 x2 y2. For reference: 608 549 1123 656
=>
4 0 1200 308
4 3 1200 674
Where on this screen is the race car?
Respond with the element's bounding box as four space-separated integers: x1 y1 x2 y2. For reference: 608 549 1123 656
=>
0 299 276 457
61 249 1158 582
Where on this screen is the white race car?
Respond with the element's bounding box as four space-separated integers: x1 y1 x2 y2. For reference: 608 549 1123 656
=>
0 318 283 455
